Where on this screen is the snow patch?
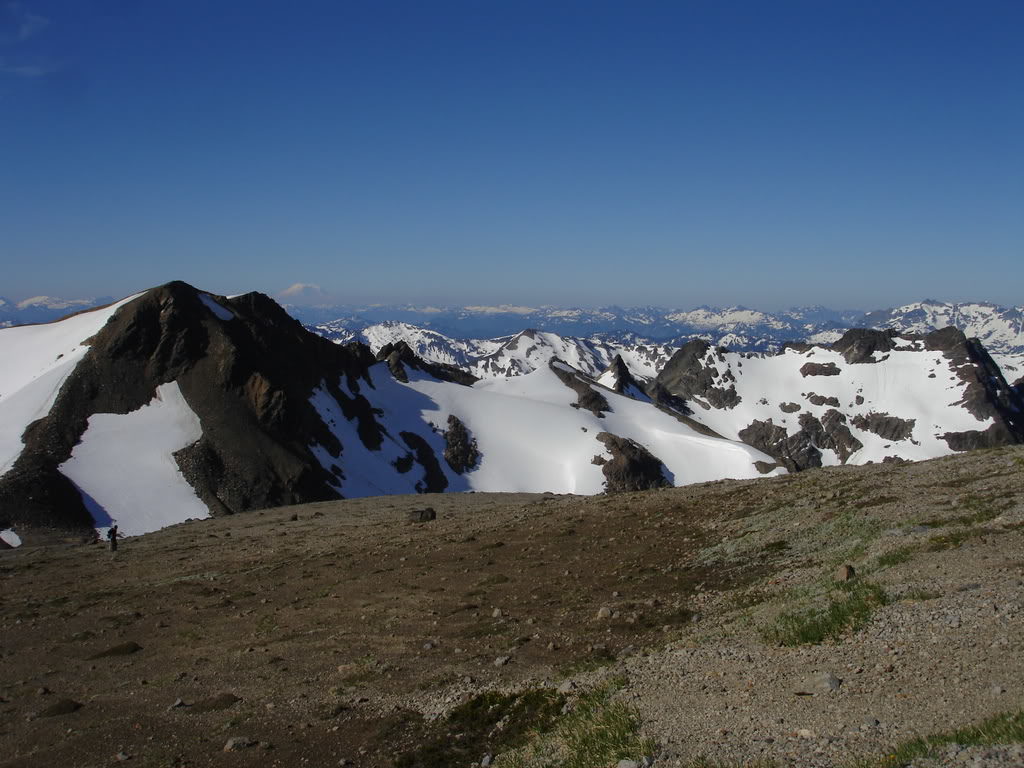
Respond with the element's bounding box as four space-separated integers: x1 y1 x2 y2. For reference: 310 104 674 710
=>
199 293 234 321
0 292 145 475
59 382 208 537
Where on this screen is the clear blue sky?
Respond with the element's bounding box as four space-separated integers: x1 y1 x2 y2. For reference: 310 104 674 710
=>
1 0 1021 309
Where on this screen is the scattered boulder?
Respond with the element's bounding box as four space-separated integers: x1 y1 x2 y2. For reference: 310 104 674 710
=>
779 402 801 413
835 564 856 582
408 507 437 523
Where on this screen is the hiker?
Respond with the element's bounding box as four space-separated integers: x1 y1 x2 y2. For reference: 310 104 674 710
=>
107 525 119 552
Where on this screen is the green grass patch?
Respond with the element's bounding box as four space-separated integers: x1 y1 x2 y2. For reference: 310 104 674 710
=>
874 545 917 569
499 680 655 768
848 710 1024 767
396 688 566 768
761 580 888 647
926 528 984 551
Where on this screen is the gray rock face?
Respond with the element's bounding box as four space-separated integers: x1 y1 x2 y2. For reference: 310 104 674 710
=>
655 339 741 409
594 432 671 492
738 420 821 473
443 415 480 474
832 328 898 364
806 393 840 407
737 410 862 471
800 410 863 464
852 412 915 441
799 361 841 377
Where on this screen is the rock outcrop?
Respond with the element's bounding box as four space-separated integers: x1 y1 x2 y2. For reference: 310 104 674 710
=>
592 432 670 492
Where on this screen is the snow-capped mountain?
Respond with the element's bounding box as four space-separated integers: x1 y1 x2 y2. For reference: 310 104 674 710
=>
313 321 677 381
296 303 857 349
0 282 778 541
653 329 1022 472
3 282 1021 546
307 299 1024 387
0 295 113 328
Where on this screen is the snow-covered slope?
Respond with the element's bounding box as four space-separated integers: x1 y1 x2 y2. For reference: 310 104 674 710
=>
0 294 143 475
59 382 209 537
306 361 778 498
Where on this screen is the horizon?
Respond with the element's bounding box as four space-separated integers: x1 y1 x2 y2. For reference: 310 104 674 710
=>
2 2 1021 307
2 279 1022 316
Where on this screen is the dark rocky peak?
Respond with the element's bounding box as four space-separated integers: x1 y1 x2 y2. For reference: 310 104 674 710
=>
655 338 740 410
599 354 644 396
0 281 394 531
923 326 970 355
831 328 899 364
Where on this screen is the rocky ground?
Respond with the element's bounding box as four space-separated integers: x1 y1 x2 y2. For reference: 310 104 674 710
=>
1 445 1022 768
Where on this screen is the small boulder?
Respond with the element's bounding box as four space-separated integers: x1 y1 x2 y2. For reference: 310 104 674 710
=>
224 737 256 752
835 564 856 582
408 508 437 523
35 698 83 718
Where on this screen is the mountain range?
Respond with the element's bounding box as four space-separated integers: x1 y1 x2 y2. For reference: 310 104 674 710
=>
305 300 1024 385
1 281 1021 546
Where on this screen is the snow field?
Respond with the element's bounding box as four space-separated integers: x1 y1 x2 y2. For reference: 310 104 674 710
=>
0 293 145 474
59 382 208 537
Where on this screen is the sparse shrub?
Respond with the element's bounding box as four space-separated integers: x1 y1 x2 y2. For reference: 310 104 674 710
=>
849 710 1024 767
875 545 916 569
499 680 655 768
762 580 888 646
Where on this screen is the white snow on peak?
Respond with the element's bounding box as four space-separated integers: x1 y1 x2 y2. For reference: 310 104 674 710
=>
1 528 21 548
199 293 235 321
0 292 146 475
59 381 208 537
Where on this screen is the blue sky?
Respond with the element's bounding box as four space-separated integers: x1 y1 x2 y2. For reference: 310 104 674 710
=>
1 1 1021 309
